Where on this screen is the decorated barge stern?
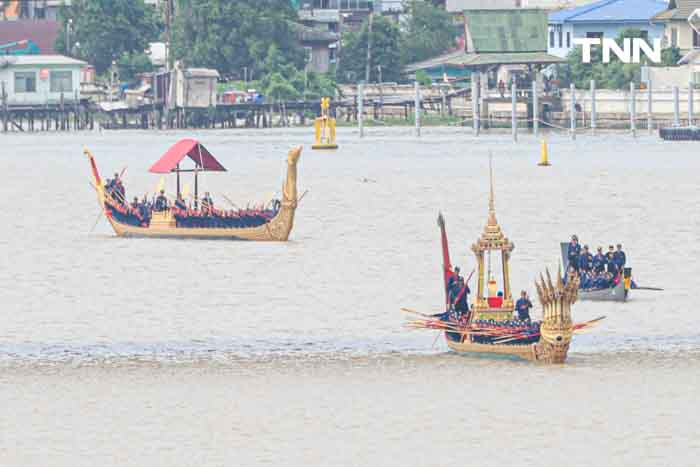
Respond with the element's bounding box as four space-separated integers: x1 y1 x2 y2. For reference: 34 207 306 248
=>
86 139 302 241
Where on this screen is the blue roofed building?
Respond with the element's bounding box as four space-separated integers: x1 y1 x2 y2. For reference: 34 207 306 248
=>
548 0 668 58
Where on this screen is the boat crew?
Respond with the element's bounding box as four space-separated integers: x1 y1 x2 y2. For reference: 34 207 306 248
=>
614 244 626 268
515 290 532 321
567 235 581 271
592 246 607 273
154 189 169 211
578 245 593 272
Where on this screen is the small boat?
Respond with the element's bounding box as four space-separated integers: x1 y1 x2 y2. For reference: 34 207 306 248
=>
86 139 302 241
405 160 602 364
559 242 631 302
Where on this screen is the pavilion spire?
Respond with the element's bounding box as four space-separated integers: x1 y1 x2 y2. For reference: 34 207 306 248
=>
488 154 497 226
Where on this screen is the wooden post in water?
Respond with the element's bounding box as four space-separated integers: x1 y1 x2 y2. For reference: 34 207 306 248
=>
358 82 364 138
532 80 538 138
630 81 636 138
570 83 576 140
673 86 680 127
471 75 479 136
688 82 694 126
414 81 421 137
647 80 653 134
511 82 517 142
590 80 596 135
1 81 7 133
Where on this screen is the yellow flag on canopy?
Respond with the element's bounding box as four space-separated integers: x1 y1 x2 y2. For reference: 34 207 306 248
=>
155 176 165 194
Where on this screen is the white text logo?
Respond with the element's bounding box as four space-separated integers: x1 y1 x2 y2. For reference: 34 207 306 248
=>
573 38 661 64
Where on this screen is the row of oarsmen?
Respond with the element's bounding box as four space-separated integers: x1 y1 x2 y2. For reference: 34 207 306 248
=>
567 235 626 276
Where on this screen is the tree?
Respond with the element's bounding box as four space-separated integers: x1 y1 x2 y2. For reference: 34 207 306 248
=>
661 46 682 66
338 15 402 83
401 0 456 65
55 0 160 74
171 0 304 79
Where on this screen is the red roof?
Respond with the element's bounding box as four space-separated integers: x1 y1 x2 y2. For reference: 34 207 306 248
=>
0 20 60 54
149 139 227 173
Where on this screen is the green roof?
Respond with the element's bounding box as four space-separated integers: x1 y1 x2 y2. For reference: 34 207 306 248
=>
465 9 548 53
404 50 563 73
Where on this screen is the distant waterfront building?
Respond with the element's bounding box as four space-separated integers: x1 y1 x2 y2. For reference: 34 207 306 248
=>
651 0 700 54
405 9 563 82
548 0 668 58
446 0 599 12
0 55 86 105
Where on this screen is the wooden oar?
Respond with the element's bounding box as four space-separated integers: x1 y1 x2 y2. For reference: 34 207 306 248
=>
633 286 664 291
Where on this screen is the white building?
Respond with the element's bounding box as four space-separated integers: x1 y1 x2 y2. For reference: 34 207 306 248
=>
0 55 87 105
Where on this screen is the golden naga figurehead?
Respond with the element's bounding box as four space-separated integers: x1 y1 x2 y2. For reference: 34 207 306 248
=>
534 267 579 364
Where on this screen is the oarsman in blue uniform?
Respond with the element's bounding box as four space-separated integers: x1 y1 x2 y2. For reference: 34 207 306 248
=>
447 266 462 297
154 189 169 212
614 244 626 269
174 194 187 211
567 235 581 271
515 290 533 322
578 245 593 272
592 246 607 273
201 192 214 212
453 276 470 316
605 245 618 276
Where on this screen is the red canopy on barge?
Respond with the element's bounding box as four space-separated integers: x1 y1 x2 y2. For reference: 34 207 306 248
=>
149 139 226 173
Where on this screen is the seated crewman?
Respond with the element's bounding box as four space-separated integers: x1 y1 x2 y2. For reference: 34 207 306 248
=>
154 190 169 211
592 247 607 273
515 290 533 321
578 245 593 272
201 192 214 212
174 194 187 211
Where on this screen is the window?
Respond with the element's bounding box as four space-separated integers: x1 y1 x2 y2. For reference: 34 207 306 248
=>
566 31 571 48
586 31 603 39
550 29 555 48
694 30 700 48
640 30 649 40
558 29 563 47
671 28 678 47
50 70 73 93
14 71 36 93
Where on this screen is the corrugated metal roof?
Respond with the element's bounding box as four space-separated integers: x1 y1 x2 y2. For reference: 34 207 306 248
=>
465 9 548 53
652 0 700 20
404 49 563 72
550 0 668 24
0 55 87 66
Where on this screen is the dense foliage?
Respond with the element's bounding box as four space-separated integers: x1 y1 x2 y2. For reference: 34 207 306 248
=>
338 15 402 83
171 0 304 80
55 0 160 75
400 0 456 65
338 0 455 83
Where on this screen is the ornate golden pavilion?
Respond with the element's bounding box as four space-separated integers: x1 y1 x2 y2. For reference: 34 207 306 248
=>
470 160 515 321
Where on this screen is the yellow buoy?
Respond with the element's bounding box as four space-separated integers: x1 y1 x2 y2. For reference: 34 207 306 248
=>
538 139 551 166
312 97 338 150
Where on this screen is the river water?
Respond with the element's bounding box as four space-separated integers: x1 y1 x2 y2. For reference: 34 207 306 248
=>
1 127 698 466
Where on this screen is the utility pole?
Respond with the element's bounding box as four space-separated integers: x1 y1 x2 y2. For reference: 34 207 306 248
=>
66 18 72 55
365 5 373 83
